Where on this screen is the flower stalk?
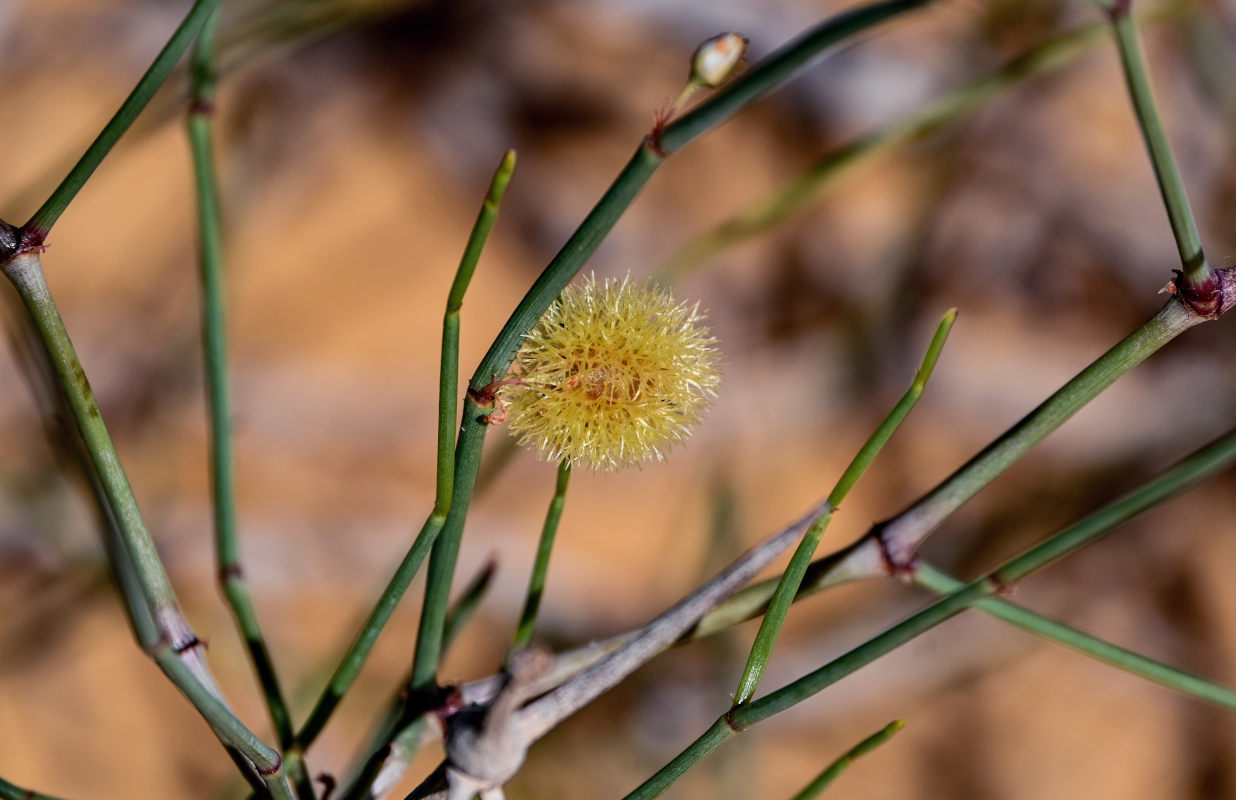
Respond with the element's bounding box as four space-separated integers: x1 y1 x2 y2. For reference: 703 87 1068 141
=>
509 459 573 656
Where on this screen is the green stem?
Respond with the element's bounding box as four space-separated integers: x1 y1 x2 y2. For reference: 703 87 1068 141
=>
189 4 295 752
3 254 285 799
2 253 184 628
732 310 954 705
282 752 317 800
332 557 496 800
443 558 498 652
292 151 514 751
1109 6 1211 289
409 400 490 692
0 777 69 800
442 150 517 508
153 645 295 800
789 720 906 799
877 298 1202 566
293 512 444 748
624 422 1236 799
23 0 224 239
657 21 1111 279
912 563 1236 709
509 459 572 656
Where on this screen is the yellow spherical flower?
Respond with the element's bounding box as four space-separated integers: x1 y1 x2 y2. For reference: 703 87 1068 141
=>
499 274 721 471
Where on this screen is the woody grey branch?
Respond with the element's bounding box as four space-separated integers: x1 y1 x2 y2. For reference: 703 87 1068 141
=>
405 498 835 799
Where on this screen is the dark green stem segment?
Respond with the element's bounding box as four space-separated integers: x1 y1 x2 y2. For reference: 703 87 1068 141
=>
443 558 498 651
442 150 516 507
509 459 573 656
23 0 224 240
409 399 491 692
319 556 495 800
789 720 906 799
0 776 70 800
336 558 495 800
188 5 295 752
293 151 514 751
911 563 1236 709
624 423 1236 799
1109 7 1212 294
732 310 954 705
153 644 284 777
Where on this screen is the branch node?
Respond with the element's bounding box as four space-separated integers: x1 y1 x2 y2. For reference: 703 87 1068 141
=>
872 522 918 579
1172 268 1235 319
256 752 283 777
987 574 1015 597
722 708 747 732
1105 0 1132 21
173 634 207 655
189 96 216 116
17 226 48 255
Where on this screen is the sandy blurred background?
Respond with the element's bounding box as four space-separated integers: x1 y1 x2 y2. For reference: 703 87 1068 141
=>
3 0 1236 797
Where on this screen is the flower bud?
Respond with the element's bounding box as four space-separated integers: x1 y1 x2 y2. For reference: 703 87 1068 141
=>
690 33 749 88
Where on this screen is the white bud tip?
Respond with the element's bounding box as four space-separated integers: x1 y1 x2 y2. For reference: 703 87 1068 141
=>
691 33 749 88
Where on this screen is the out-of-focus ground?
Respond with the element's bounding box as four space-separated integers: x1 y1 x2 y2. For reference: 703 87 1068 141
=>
3 0 1236 797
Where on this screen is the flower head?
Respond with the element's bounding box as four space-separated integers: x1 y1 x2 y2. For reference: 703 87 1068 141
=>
500 274 721 471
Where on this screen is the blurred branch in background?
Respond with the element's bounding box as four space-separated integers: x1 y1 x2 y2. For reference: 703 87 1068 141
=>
788 719 906 800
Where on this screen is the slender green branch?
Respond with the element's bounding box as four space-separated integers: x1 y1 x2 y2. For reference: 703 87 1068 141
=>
509 459 572 657
624 423 1236 799
332 559 496 800
789 720 906 799
292 151 515 751
912 563 1236 709
657 21 1111 279
409 400 491 692
153 645 282 774
0 776 69 800
188 5 295 752
732 310 954 705
875 297 1204 567
442 150 517 508
293 516 446 750
1108 4 1212 294
2 253 187 634
444 558 498 652
5 243 287 799
22 0 224 240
